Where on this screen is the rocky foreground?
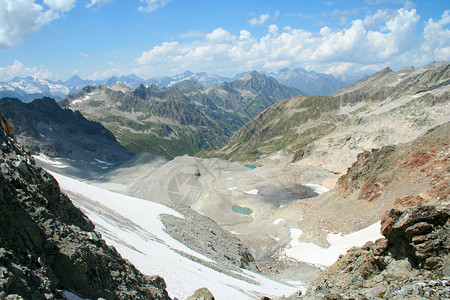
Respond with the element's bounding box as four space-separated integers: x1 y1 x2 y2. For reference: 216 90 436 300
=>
0 114 170 299
255 205 449 300
304 205 449 299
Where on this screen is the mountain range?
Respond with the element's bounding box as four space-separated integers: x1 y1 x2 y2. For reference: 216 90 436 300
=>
0 68 359 103
59 70 302 158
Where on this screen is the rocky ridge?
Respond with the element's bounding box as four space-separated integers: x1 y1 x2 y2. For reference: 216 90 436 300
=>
0 112 170 299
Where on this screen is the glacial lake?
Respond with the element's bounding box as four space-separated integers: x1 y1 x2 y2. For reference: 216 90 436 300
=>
244 164 256 169
232 205 252 215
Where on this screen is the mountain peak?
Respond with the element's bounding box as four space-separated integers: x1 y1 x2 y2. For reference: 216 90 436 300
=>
239 70 264 81
182 70 194 76
68 74 82 81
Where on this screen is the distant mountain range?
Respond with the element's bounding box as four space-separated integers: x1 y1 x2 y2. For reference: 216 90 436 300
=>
269 67 362 96
0 68 360 102
59 70 302 158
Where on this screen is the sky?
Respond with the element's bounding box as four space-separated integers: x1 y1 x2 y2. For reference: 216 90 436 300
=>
0 0 449 81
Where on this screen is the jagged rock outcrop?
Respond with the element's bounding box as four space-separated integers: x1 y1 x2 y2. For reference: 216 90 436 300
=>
0 113 170 299
305 205 449 299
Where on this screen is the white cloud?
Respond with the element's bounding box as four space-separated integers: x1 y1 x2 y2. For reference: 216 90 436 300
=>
0 60 52 81
248 13 270 26
86 0 113 9
138 0 171 13
239 30 251 40
273 10 280 20
206 27 234 43
269 24 279 36
320 26 331 36
80 52 89 58
43 0 76 12
0 0 76 49
134 8 449 77
363 9 391 29
419 10 450 63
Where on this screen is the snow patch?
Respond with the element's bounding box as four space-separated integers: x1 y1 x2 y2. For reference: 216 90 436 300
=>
273 218 285 225
303 183 329 195
94 158 114 166
270 235 281 242
284 223 382 267
33 154 68 169
243 189 258 195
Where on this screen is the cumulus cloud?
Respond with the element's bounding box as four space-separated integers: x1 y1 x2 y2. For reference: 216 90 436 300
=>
0 60 52 81
138 0 171 13
248 13 270 26
134 8 449 77
419 10 450 62
0 0 76 49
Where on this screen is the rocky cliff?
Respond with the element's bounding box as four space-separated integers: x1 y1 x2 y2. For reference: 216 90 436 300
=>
0 113 170 299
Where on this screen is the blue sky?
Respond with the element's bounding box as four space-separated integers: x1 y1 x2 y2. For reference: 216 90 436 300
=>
0 0 449 81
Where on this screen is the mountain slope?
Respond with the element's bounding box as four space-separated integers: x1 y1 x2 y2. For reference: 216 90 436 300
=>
201 62 450 172
60 84 233 158
0 112 170 299
0 97 133 177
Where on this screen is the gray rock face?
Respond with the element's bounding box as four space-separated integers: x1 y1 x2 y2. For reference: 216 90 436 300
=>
0 114 170 299
305 205 449 299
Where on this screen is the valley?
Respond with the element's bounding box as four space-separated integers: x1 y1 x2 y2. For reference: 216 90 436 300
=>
0 62 449 299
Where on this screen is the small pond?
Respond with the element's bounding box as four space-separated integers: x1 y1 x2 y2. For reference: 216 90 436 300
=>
244 164 256 169
232 205 252 215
